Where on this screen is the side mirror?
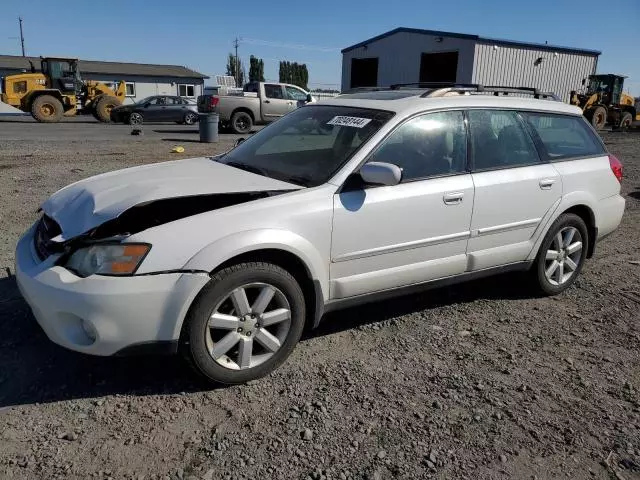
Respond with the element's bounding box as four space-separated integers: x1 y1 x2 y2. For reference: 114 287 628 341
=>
359 162 402 186
234 138 246 147
306 93 313 103
581 78 586 86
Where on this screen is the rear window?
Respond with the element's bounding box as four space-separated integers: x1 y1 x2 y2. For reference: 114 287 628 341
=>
523 113 605 159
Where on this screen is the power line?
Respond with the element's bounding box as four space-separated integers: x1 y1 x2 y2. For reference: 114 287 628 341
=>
240 37 339 53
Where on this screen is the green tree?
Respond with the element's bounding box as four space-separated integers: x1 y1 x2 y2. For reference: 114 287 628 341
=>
248 55 265 83
258 59 265 82
226 52 246 87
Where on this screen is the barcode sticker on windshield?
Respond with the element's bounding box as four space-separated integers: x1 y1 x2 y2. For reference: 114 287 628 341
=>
327 116 372 128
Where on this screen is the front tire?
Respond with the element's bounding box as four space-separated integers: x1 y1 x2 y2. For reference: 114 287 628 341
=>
128 112 143 125
532 213 589 296
95 95 120 122
619 112 633 129
182 262 306 385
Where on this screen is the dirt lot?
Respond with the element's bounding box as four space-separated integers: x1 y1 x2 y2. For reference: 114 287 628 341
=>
0 120 639 480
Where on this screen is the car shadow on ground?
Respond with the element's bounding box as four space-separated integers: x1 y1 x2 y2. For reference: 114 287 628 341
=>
160 138 204 143
0 270 536 408
152 129 199 134
628 189 640 200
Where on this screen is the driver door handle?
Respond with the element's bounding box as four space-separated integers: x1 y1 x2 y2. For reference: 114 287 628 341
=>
264 100 271 103
443 192 464 205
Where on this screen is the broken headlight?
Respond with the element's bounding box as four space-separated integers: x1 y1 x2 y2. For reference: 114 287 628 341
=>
65 244 151 277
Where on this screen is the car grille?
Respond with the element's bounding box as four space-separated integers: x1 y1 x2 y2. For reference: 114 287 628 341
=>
34 214 62 260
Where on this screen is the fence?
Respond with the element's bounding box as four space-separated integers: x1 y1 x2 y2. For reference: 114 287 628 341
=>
311 91 340 100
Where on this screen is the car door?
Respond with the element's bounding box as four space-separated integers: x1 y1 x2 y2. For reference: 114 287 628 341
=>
143 96 167 122
164 96 184 121
285 85 309 111
261 84 293 120
466 109 562 270
330 110 474 299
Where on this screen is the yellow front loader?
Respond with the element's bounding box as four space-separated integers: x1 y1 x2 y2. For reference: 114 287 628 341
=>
570 74 637 130
1 57 125 123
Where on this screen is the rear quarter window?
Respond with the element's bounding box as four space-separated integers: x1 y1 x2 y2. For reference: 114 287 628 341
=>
523 113 605 160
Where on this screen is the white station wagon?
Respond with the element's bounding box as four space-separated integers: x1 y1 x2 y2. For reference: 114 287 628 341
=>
15 84 625 384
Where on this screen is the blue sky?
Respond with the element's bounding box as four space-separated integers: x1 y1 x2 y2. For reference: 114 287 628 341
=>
1 0 638 94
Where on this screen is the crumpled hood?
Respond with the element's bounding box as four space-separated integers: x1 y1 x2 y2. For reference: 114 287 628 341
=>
42 157 301 240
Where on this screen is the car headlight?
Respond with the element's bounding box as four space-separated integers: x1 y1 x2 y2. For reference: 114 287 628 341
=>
65 244 151 277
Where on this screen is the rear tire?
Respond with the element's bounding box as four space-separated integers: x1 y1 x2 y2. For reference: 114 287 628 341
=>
619 112 633 129
31 95 64 123
184 112 198 125
95 95 120 122
230 111 253 134
589 106 607 130
532 213 589 296
181 262 306 385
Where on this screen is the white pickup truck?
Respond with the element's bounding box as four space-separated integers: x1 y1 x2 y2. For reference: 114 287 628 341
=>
198 82 314 134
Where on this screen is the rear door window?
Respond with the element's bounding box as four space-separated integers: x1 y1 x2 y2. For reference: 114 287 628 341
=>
264 84 285 99
522 113 605 159
468 110 541 170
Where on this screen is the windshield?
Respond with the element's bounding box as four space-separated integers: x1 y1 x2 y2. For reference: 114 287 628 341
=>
588 76 613 93
217 105 394 187
136 96 154 105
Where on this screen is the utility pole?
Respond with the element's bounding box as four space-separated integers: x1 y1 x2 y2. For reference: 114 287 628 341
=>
18 17 25 57
233 37 240 87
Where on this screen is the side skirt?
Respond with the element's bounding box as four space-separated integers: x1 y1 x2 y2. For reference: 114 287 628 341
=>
320 261 533 317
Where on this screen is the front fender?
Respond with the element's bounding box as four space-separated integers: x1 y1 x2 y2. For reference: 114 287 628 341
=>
183 229 330 301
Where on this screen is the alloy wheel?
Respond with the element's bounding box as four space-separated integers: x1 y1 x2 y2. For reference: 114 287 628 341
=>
544 226 583 286
205 282 291 370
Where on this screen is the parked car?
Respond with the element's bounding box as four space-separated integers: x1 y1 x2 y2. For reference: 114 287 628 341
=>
110 95 199 125
197 81 314 134
15 84 625 385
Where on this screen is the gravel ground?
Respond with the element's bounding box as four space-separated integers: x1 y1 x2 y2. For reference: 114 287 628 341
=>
0 121 639 480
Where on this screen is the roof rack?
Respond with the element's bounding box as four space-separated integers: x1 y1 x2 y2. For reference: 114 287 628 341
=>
385 82 560 101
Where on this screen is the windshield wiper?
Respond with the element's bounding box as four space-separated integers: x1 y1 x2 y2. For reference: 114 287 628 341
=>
225 161 268 177
279 175 311 187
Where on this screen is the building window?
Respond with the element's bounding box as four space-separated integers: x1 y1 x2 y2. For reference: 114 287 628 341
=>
102 81 135 97
178 84 195 97
125 82 135 97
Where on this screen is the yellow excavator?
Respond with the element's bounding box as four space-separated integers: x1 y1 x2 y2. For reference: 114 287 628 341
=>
570 74 638 130
1 57 125 122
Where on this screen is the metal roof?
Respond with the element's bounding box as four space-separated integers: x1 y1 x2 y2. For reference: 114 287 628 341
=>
0 55 208 79
341 27 601 56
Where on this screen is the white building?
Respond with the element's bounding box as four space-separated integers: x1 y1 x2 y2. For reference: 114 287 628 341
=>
0 55 207 104
341 28 601 101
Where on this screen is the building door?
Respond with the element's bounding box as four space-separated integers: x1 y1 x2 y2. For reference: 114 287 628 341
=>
419 52 458 83
350 58 379 88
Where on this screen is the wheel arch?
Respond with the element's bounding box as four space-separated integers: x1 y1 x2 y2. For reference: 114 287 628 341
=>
562 204 597 258
530 199 598 262
182 230 329 328
25 89 64 109
231 107 255 122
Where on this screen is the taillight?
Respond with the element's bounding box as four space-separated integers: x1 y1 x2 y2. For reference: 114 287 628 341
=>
210 96 220 108
608 154 623 183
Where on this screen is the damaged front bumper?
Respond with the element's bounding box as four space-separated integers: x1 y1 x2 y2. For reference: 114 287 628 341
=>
15 224 210 356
